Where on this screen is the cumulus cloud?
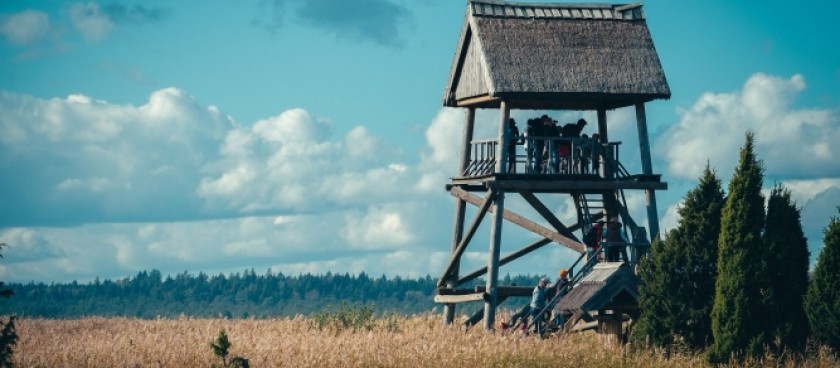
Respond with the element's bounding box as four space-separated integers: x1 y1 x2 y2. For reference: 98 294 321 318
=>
658 73 839 180
0 10 51 45
0 88 464 282
0 88 232 226
253 0 413 47
69 2 115 43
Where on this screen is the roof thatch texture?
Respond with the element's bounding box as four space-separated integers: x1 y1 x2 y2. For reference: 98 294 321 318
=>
555 262 639 313
444 0 671 110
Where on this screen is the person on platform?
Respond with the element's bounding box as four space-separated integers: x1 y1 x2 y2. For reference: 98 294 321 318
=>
506 118 520 173
526 118 545 173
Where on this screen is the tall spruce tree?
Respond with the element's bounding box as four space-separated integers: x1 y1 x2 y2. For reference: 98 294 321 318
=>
762 185 809 353
709 132 767 363
631 165 724 351
631 234 677 349
669 165 725 350
804 210 840 351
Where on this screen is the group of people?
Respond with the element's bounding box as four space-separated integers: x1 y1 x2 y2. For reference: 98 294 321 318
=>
505 218 634 336
583 218 630 263
506 115 598 174
506 269 572 336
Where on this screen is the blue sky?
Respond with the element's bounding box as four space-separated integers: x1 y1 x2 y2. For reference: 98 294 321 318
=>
1 0 838 283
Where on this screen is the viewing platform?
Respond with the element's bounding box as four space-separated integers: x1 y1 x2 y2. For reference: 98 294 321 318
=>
451 136 667 193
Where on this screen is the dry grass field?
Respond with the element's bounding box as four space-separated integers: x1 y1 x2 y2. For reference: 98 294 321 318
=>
10 314 838 368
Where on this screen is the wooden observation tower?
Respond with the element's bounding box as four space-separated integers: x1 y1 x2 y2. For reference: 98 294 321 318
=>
434 0 671 335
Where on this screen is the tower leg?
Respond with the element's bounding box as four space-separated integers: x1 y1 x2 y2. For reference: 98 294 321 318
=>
484 190 504 330
484 101 510 330
635 103 660 240
444 199 466 325
444 108 476 325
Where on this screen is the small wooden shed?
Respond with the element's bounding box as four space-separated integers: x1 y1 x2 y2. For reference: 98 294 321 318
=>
555 262 640 344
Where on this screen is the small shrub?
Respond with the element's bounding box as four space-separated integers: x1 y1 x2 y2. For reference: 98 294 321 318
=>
308 302 377 333
209 329 249 368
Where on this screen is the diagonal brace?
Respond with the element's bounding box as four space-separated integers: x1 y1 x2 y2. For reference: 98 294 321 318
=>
437 188 497 287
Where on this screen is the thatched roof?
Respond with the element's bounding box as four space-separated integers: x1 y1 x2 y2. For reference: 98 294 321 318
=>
443 0 671 110
555 262 639 313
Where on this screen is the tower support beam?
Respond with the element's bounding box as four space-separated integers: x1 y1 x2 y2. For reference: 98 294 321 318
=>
635 103 660 241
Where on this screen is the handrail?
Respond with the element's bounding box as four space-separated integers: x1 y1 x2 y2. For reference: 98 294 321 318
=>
526 246 604 334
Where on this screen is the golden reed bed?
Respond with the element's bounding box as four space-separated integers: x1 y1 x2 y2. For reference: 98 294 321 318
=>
11 314 837 367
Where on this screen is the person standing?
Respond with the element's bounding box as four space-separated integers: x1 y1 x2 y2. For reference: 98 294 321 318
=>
544 118 561 174
527 118 546 173
530 278 548 335
552 270 571 327
506 118 520 173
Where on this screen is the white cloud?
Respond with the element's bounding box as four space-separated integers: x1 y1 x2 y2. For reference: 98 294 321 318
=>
0 88 232 224
0 89 462 282
658 73 839 180
343 205 416 249
69 2 114 43
0 10 51 45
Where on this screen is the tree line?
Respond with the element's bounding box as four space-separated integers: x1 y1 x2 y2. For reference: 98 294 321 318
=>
631 132 840 363
0 269 540 319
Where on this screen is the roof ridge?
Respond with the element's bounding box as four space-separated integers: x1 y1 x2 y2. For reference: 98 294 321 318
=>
469 0 634 9
468 0 645 20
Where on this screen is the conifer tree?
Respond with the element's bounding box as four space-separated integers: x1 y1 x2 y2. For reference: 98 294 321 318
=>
0 243 17 367
805 209 840 351
631 234 677 349
632 165 724 351
762 185 809 353
669 165 725 350
709 132 766 363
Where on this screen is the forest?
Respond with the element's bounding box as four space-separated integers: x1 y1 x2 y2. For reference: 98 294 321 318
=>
0 270 539 319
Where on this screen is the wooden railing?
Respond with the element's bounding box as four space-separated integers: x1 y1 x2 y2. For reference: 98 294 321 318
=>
460 137 626 178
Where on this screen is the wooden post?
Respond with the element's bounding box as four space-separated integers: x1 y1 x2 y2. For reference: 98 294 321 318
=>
444 108 476 325
485 101 509 330
635 103 660 241
597 312 624 346
597 109 609 180
596 108 618 221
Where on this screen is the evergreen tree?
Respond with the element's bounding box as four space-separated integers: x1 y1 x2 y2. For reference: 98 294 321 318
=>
0 243 17 367
709 132 766 363
631 234 676 349
805 209 840 351
762 185 809 353
632 165 724 351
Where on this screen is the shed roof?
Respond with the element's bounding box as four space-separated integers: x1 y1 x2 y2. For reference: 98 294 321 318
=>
555 262 639 312
443 0 671 110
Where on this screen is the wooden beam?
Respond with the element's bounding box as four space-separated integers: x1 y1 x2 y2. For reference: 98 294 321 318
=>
437 188 496 287
519 190 581 243
456 95 501 107
450 178 668 191
463 295 509 329
434 293 487 304
474 285 533 297
451 187 585 253
458 238 553 285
